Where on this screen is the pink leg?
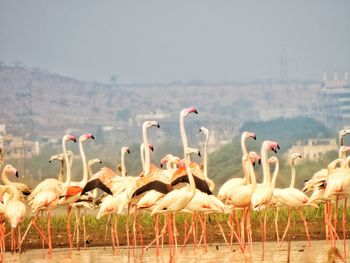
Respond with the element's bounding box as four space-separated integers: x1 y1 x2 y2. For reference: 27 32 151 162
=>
324 203 329 241
280 208 291 246
111 215 116 252
235 210 241 241
334 196 339 243
138 213 144 256
275 206 280 244
192 214 197 249
126 205 130 256
298 208 311 247
67 206 73 254
216 217 229 246
246 208 252 252
115 215 120 254
172 213 178 253
263 209 267 250
47 211 53 257
227 209 240 247
182 218 193 252
197 214 207 252
155 214 160 256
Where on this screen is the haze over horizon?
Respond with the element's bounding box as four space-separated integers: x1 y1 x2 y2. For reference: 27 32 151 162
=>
0 1 349 84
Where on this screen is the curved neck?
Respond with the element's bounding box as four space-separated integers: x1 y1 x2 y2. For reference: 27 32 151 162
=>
1 170 20 201
142 125 151 175
270 162 279 189
58 160 65 182
180 113 189 159
242 155 249 182
261 146 271 186
290 161 296 188
63 139 71 186
185 153 196 199
339 150 347 160
328 158 345 172
246 158 257 191
167 157 180 170
79 140 88 184
121 150 126 177
339 133 344 147
203 134 209 179
344 155 350 169
241 134 248 156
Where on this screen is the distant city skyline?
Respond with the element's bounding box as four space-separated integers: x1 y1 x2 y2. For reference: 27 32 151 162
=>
0 1 349 84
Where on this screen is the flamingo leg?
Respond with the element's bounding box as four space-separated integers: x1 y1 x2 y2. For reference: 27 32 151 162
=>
67 205 73 254
47 210 53 257
298 208 311 247
192 213 197 249
198 214 207 252
334 196 339 242
246 208 252 253
111 215 116 252
115 215 120 254
275 206 280 244
40 210 45 252
240 208 247 252
235 210 241 241
138 211 144 256
216 216 229 246
76 208 81 250
126 205 130 256
172 213 178 253
83 209 87 248
280 208 291 246
132 206 137 256
324 203 329 241
227 209 240 247
155 214 160 256
182 217 193 252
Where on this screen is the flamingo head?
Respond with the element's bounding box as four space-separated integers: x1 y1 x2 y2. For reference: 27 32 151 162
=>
148 144 154 152
199 126 209 136
263 141 280 154
3 164 18 178
339 146 350 155
339 128 350 140
143 120 160 129
88 158 102 165
249 151 261 166
268 156 279 165
160 154 174 168
80 133 95 142
243 131 257 140
185 147 201 157
290 153 302 165
49 153 64 163
122 146 130 155
64 134 77 143
181 107 198 117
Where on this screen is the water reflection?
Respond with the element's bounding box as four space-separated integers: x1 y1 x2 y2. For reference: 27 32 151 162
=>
3 240 347 263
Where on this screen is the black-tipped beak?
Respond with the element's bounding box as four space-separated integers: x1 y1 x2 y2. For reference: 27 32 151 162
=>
253 135 257 140
127 149 130 155
160 163 163 168
15 171 18 178
157 123 160 128
194 109 198 114
91 135 95 140
258 159 261 165
149 145 154 152
49 160 52 163
277 144 280 150
199 128 202 133
99 161 102 163
253 161 256 167
73 138 77 143
273 149 277 154
198 151 201 157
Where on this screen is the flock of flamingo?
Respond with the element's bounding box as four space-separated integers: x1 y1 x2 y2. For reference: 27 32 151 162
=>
0 106 349 260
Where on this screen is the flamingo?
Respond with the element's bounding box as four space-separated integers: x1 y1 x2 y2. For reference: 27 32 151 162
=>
224 151 261 251
25 134 76 256
273 153 314 246
251 140 280 248
59 133 95 251
217 131 256 201
49 150 73 182
1 165 27 253
72 158 102 248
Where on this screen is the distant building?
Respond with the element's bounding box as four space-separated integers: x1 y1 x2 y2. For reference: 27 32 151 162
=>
287 138 338 161
321 72 350 127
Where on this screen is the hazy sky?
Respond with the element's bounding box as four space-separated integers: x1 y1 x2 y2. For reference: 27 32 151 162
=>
0 1 349 83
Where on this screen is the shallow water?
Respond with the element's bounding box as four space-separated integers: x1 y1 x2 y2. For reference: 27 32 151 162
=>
2 240 348 263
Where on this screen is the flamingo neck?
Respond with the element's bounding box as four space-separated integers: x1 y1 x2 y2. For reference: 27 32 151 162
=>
140 143 145 171
58 160 65 182
242 155 249 183
290 162 296 188
339 149 347 160
142 124 151 175
63 138 71 186
271 162 280 189
203 134 209 180
79 140 88 185
1 170 20 201
121 150 126 177
261 146 271 186
246 158 257 192
241 133 248 156
180 113 189 159
185 154 196 200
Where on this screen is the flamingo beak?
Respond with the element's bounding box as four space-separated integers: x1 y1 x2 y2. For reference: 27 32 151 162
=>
156 123 160 128
160 163 163 168
198 151 201 157
258 159 261 165
277 144 280 150
91 135 95 140
253 161 256 167
127 149 130 155
15 171 18 178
